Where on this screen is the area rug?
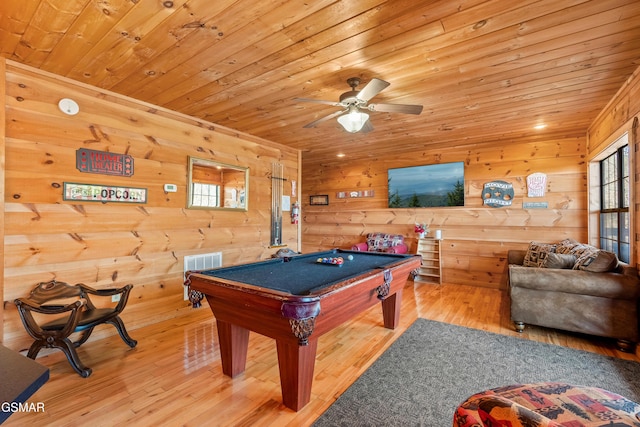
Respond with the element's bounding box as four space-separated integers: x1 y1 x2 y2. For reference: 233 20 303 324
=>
312 318 640 426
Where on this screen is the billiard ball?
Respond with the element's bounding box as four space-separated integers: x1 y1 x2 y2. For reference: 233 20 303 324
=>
347 254 354 261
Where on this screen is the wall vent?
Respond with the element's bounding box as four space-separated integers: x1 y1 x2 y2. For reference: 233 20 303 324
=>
183 252 222 300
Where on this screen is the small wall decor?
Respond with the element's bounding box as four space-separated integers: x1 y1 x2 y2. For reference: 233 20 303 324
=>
76 148 134 177
482 180 514 207
337 190 375 199
527 172 547 197
523 201 548 209
63 182 147 204
310 195 329 205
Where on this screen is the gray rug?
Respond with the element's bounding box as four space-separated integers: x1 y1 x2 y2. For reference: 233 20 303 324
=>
313 318 640 426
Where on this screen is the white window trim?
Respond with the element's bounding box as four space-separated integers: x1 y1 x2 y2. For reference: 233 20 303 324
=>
587 118 634 263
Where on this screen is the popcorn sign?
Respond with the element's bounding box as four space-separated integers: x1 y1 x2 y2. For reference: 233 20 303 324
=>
63 182 147 204
527 173 547 197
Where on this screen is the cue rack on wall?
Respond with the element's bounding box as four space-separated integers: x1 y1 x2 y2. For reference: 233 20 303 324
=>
271 162 285 246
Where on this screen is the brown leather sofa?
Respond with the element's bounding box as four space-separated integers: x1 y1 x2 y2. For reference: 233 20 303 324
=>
508 246 640 351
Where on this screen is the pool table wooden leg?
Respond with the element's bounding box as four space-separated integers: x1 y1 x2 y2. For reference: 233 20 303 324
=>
381 289 403 329
216 320 250 378
276 338 318 411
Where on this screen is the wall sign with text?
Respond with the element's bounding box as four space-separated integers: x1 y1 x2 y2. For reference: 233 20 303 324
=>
76 148 134 177
482 180 514 207
63 182 147 204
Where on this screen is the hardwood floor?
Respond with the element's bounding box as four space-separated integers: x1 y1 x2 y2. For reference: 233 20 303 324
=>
4 281 639 426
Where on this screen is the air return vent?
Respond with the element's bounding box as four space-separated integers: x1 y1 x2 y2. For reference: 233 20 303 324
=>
183 252 222 300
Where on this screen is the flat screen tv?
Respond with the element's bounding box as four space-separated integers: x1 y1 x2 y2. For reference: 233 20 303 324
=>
388 161 464 208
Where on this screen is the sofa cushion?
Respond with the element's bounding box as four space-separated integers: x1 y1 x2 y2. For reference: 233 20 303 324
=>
508 265 640 299
523 242 556 267
576 250 619 272
542 253 576 269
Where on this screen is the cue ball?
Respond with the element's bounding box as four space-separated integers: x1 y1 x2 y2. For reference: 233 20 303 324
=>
347 255 354 261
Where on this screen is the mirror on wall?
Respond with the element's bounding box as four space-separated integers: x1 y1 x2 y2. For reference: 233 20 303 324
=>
187 156 248 211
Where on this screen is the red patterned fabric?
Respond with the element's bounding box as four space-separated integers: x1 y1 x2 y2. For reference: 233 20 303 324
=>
365 233 405 252
453 383 640 427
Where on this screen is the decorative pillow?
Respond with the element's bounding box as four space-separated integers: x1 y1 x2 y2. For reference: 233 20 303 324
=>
523 242 556 267
555 238 579 254
366 233 404 251
568 243 597 258
577 250 619 272
542 253 576 269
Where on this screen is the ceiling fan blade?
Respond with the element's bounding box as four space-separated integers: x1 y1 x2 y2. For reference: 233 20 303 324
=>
294 97 341 107
302 109 347 128
356 78 390 102
368 103 423 115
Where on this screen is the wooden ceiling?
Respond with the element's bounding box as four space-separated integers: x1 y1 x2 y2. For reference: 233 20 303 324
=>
2 0 640 165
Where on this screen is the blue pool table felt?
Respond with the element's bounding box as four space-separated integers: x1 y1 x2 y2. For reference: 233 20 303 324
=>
199 249 411 295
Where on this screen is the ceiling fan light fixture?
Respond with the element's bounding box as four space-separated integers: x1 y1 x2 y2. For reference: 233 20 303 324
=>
337 110 369 133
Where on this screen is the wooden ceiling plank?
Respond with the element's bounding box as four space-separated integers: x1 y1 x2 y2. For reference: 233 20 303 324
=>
0 0 42 56
180 0 622 120
261 88 611 150
165 0 499 113
2 1 640 164
131 0 342 106
11 0 90 66
40 0 139 75
144 0 406 108
105 0 323 97
201 38 640 135
174 0 586 114
64 0 192 85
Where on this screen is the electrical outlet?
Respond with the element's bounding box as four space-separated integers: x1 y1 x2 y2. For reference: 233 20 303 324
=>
111 294 121 303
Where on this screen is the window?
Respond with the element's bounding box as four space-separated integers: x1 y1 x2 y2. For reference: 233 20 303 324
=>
191 182 220 208
599 144 630 262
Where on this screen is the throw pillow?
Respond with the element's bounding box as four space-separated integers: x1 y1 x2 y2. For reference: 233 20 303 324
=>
577 250 619 272
542 253 576 269
555 238 579 254
366 233 403 252
568 243 598 258
523 242 556 267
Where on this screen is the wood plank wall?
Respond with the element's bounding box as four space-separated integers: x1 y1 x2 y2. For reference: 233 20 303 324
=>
301 135 588 289
0 60 300 347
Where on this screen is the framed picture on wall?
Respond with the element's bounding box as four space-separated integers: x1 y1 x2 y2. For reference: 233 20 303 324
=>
388 161 465 208
309 195 329 205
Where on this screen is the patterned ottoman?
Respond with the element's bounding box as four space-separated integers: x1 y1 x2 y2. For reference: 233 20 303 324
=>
453 383 640 427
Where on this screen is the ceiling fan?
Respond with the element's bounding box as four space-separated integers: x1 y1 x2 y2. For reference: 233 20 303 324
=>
294 77 423 133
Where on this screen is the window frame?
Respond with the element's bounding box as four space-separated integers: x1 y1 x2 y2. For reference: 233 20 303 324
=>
588 129 633 265
598 145 630 262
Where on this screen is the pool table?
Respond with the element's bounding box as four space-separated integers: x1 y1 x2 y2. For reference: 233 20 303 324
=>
185 249 421 411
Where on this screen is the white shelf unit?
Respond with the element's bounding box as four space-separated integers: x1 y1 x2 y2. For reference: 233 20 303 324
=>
415 237 442 284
